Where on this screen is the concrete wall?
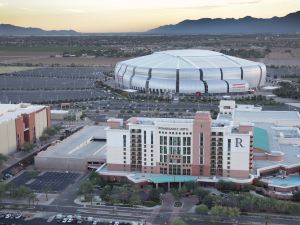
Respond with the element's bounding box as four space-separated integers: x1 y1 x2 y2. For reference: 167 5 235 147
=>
35 156 87 171
0 120 17 155
35 108 48 139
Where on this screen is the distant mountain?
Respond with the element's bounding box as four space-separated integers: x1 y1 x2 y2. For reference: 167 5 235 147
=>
0 24 79 36
148 11 300 34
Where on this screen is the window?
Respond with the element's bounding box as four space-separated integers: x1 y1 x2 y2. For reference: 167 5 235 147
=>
187 147 191 155
151 131 153 144
123 135 126 147
228 139 231 151
187 156 191 164
187 137 191 146
144 131 146 144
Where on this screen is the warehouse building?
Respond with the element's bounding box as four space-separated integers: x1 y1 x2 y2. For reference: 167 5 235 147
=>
115 49 266 95
0 103 51 155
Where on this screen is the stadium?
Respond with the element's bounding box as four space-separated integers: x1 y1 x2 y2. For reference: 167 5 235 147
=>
115 49 266 95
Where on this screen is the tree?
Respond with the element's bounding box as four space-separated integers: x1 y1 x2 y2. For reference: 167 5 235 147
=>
195 204 209 215
194 187 210 200
22 142 34 152
210 206 240 221
15 185 32 199
202 195 220 209
0 154 7 167
27 192 36 207
79 181 94 205
42 185 51 201
170 217 187 225
171 188 182 202
293 192 300 202
0 183 7 202
129 192 142 206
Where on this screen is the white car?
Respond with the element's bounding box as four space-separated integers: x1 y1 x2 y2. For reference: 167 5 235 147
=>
5 214 11 219
62 218 68 223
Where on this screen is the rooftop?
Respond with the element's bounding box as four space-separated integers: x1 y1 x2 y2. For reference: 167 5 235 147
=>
233 110 300 123
36 126 107 159
253 123 300 170
0 103 46 124
253 127 270 151
120 49 262 70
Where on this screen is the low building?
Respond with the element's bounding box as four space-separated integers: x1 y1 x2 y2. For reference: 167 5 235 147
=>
51 109 82 121
0 103 51 155
34 126 107 171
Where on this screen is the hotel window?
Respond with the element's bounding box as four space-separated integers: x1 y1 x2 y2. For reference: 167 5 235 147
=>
187 147 191 155
144 131 146 144
187 156 191 164
228 139 231 151
123 135 126 147
151 131 153 144
187 137 191 146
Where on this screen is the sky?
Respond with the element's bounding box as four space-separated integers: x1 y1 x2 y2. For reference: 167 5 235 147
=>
0 0 299 32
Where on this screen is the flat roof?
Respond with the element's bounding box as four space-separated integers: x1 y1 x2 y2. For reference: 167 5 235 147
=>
36 126 107 160
253 123 300 170
253 127 269 151
233 110 300 122
0 103 46 123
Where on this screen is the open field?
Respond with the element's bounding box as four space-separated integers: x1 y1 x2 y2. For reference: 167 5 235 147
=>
0 66 36 74
0 34 299 67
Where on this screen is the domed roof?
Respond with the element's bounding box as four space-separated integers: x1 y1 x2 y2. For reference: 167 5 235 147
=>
120 49 262 70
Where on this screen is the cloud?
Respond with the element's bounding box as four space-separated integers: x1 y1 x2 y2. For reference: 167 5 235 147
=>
64 8 86 14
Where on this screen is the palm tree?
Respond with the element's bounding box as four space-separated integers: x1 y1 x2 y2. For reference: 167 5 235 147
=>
28 192 36 207
43 185 51 201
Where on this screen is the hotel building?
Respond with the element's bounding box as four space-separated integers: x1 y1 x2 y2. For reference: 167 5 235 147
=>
106 112 253 179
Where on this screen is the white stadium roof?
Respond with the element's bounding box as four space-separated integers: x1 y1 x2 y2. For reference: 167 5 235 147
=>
115 49 266 94
120 49 261 69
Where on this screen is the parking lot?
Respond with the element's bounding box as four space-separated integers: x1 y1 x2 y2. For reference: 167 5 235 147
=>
0 67 117 104
0 212 133 225
9 171 80 193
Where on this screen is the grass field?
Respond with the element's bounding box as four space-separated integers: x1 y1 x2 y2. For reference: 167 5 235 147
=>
0 66 36 74
0 45 97 53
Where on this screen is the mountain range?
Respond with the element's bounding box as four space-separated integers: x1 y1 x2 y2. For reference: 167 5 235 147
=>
0 24 78 36
148 11 300 34
0 11 299 36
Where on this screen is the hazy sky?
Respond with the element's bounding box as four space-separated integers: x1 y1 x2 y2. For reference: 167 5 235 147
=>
0 0 299 32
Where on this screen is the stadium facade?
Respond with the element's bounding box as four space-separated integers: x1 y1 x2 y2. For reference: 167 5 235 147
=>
115 49 266 95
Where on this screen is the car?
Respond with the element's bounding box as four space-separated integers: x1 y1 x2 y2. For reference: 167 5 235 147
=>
92 221 97 225
5 214 11 219
67 218 72 223
62 218 68 223
14 213 22 219
0 214 5 218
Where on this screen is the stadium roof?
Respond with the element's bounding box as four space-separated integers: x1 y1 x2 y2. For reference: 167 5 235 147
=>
120 49 262 69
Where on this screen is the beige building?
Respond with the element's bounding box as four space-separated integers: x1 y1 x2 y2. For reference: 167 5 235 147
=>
0 103 51 155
